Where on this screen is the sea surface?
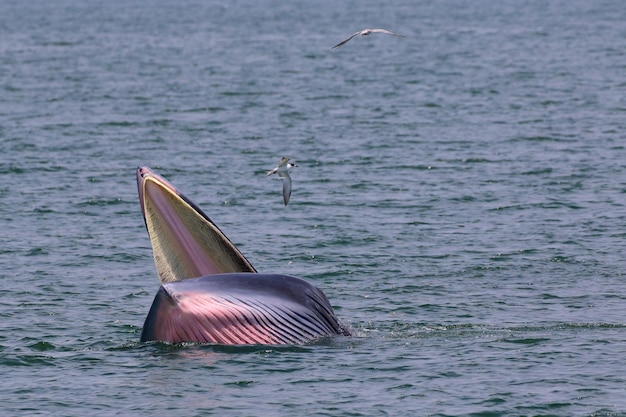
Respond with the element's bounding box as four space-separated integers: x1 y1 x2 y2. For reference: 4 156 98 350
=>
1 0 625 416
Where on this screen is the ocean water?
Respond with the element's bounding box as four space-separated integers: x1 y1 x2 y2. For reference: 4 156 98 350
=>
1 0 625 415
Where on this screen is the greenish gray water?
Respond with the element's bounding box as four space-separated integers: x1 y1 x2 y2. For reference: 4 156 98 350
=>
1 0 625 415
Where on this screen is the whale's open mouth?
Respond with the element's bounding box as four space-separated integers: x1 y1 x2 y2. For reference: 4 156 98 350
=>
136 166 350 344
137 166 256 283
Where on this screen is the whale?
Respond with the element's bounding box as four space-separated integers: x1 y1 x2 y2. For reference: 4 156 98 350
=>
136 166 351 344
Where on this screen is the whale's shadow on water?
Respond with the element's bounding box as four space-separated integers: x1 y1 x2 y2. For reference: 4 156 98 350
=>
109 334 362 367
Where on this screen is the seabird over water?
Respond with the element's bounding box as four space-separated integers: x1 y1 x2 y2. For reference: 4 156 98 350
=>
267 157 298 206
332 28 405 49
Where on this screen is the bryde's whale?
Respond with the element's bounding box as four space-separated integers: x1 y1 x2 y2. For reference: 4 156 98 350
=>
137 166 351 344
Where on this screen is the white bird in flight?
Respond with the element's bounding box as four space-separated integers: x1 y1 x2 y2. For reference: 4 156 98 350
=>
332 28 406 49
267 157 298 206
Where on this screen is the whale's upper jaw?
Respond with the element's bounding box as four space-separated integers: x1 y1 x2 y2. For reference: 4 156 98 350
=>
136 166 256 283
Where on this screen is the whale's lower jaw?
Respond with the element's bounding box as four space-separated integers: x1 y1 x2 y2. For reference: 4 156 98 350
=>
140 273 351 345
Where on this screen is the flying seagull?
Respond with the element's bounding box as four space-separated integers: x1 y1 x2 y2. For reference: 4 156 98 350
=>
332 28 405 49
267 157 298 206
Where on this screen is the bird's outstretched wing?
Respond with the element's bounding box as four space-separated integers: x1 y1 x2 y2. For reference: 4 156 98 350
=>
267 157 290 175
279 172 292 206
332 31 361 49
